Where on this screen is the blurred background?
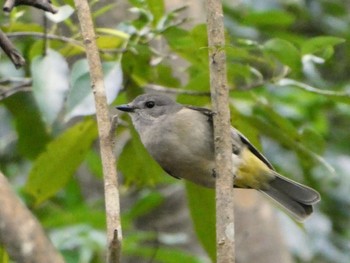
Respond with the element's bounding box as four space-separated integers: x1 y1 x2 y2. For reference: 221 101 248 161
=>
1 0 350 262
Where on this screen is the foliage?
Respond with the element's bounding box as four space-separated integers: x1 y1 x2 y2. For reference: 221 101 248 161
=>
0 0 350 262
24 118 98 206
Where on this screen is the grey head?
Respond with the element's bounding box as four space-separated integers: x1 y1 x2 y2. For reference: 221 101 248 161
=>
116 94 183 131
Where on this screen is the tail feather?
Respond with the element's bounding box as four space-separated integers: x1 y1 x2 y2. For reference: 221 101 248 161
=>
261 173 321 221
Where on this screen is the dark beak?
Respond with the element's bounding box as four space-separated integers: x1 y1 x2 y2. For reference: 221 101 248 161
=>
116 104 135 113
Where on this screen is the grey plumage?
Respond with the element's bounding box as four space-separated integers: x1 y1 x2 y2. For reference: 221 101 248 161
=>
117 93 321 220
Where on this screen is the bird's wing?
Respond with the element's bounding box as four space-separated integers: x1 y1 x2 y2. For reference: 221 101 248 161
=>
185 105 214 119
233 128 275 170
185 105 275 171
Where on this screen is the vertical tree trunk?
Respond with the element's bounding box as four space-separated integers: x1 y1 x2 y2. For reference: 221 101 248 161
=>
0 172 65 263
73 0 122 261
206 0 235 261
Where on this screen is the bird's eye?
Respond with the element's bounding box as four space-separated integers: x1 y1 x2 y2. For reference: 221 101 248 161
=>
145 101 155 108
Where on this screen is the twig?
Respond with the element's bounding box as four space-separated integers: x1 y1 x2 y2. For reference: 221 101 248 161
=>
206 0 235 262
73 0 122 262
108 229 121 262
42 14 48 56
3 0 58 13
278 78 350 98
0 81 32 101
7 32 83 47
0 77 31 84
0 172 65 263
109 115 119 141
0 29 25 69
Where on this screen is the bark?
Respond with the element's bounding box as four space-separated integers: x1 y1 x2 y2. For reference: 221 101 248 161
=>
206 0 235 262
3 0 57 13
0 29 25 69
73 0 122 262
0 172 65 263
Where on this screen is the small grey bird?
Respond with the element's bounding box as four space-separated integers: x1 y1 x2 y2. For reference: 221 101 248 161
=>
117 93 320 220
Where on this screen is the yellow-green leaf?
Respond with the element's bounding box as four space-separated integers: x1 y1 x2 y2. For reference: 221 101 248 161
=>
185 181 216 262
24 119 98 205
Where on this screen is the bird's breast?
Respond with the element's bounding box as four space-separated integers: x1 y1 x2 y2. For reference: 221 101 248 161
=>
140 109 216 187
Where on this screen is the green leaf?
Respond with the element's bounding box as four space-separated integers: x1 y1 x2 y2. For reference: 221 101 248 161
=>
123 191 164 229
118 125 166 186
24 119 98 205
231 108 262 150
153 64 181 87
243 10 295 27
163 25 208 67
65 59 91 120
236 108 335 177
190 24 208 49
58 42 85 58
301 36 345 58
28 40 45 61
3 92 51 159
253 100 299 139
96 28 129 40
164 27 195 53
96 35 125 50
85 150 103 178
2 22 43 32
263 38 301 72
177 70 210 105
31 49 70 125
299 127 325 155
185 181 216 262
227 63 261 89
186 67 210 93
0 246 9 263
121 44 154 86
147 0 165 26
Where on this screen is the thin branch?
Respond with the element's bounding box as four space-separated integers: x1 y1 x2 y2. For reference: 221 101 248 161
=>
42 14 48 56
0 81 32 101
278 78 350 98
206 0 235 262
0 77 31 84
73 0 122 262
3 0 57 13
7 32 84 47
108 229 121 262
0 172 64 263
0 29 25 69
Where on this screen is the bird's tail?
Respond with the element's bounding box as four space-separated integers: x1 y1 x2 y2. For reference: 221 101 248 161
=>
261 172 321 221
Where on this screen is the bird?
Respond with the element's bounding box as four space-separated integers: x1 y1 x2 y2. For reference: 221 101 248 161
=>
116 93 321 221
